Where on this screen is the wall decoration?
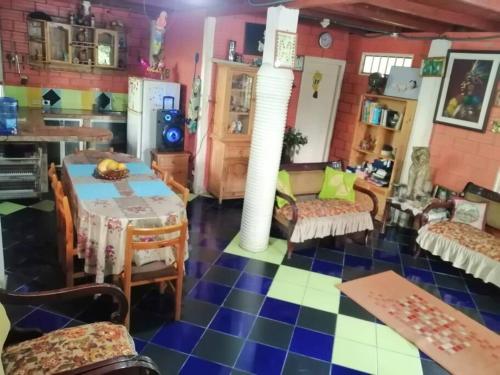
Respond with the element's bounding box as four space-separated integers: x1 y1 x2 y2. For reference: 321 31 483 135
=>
384 67 422 99
432 184 457 201
312 70 322 98
274 30 297 69
148 11 168 73
244 23 265 56
434 50 500 133
492 120 500 133
294 55 304 71
318 32 333 49
421 57 446 77
495 90 500 107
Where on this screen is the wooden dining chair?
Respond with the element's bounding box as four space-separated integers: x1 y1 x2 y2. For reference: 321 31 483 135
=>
151 160 190 206
48 162 56 180
121 220 188 328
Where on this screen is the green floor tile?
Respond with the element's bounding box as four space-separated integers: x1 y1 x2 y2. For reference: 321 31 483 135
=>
0 202 26 215
30 200 55 212
223 289 265 315
332 337 378 374
248 317 294 350
224 233 286 264
302 287 340 314
335 314 377 346
377 348 423 375
376 324 420 357
297 306 337 335
267 280 306 305
193 329 244 367
274 265 310 286
307 272 342 293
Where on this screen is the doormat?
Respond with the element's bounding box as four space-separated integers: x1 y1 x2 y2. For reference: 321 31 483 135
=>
337 271 500 375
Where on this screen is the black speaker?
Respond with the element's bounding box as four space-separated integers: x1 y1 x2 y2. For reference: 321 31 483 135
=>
156 96 184 152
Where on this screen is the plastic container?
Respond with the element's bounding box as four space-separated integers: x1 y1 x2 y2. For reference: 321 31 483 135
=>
0 97 18 135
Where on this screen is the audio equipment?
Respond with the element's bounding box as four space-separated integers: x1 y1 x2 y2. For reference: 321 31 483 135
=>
156 96 184 152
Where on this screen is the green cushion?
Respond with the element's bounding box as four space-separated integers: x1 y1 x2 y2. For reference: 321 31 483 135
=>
318 167 356 202
276 170 296 208
0 303 11 375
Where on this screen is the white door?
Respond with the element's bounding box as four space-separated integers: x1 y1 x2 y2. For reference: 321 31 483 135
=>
294 57 345 163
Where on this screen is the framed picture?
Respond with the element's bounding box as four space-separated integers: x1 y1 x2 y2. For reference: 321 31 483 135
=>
244 23 265 56
383 67 422 99
274 30 297 69
421 57 445 77
432 185 457 201
495 90 500 107
294 55 304 71
434 50 500 133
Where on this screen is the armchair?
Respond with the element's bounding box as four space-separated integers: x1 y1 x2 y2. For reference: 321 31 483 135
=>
0 284 160 375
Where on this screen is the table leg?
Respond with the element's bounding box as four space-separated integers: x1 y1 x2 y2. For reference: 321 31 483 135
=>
380 200 391 235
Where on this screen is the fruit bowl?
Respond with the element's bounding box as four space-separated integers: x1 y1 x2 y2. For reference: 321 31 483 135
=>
94 158 129 180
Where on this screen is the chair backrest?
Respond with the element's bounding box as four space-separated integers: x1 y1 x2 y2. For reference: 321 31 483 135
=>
61 196 74 254
124 220 188 279
281 161 344 196
151 160 189 206
463 182 500 230
48 162 56 179
151 160 166 181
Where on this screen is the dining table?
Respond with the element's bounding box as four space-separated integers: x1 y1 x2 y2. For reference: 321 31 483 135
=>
61 150 188 283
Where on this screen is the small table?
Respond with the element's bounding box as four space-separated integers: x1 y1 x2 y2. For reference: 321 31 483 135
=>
62 150 188 283
381 197 433 235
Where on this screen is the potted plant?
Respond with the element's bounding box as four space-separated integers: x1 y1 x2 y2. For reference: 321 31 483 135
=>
281 127 308 164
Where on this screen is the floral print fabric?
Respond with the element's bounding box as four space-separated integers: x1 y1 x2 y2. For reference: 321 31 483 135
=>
2 322 135 374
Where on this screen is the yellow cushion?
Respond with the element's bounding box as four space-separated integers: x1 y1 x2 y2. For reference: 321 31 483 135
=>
0 304 11 375
318 167 356 202
276 170 296 208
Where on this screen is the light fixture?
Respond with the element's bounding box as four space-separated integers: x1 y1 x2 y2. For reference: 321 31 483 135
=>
320 18 330 28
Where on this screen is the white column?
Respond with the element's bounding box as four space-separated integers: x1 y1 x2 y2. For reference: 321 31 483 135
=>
400 39 452 182
239 6 299 252
193 17 216 194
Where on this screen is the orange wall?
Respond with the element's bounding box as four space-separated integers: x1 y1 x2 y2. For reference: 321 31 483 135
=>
428 35 500 192
0 0 152 93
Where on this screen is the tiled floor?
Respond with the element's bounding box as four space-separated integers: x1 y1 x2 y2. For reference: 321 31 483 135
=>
1 196 499 374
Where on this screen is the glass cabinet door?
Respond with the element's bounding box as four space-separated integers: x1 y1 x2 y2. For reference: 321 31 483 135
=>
226 72 254 136
47 23 71 63
95 29 117 68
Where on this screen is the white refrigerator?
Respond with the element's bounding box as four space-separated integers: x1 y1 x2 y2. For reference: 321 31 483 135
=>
127 77 180 164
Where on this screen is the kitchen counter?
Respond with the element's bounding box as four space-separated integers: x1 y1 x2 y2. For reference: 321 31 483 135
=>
0 108 121 142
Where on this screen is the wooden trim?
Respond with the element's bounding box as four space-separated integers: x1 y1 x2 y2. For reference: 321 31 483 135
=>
279 160 345 172
57 355 160 375
354 184 378 219
464 181 500 202
420 200 455 227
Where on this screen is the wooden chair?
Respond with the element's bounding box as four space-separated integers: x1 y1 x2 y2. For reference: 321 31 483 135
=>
120 220 188 328
151 160 189 206
0 284 160 374
48 162 56 180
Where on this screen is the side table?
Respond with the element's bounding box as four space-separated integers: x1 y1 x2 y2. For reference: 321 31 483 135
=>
380 197 430 235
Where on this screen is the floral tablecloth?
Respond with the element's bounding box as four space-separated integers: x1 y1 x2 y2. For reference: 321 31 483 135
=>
62 151 188 283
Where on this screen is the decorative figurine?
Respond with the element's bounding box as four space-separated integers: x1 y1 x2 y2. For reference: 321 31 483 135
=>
368 72 387 95
407 147 432 200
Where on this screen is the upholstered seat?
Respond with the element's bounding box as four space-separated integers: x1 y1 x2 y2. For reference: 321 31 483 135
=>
2 322 136 375
131 261 177 282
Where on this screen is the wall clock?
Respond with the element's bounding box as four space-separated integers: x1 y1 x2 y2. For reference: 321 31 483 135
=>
319 32 333 49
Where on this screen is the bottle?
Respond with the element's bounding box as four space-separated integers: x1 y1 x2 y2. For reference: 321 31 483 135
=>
91 14 95 27
228 40 236 61
69 13 74 25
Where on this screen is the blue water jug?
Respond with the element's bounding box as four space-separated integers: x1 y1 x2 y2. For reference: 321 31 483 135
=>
0 97 18 135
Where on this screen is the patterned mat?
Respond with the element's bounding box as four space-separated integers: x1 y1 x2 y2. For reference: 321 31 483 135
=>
338 271 500 375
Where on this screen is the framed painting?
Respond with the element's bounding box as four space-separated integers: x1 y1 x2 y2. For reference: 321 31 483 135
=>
434 50 500 133
244 23 265 56
421 57 445 77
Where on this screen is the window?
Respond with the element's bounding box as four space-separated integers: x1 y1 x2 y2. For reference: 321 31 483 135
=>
359 53 413 75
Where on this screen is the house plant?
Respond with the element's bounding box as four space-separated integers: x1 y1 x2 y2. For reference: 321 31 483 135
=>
281 127 308 164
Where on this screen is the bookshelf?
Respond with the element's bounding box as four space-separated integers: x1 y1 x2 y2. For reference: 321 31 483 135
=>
349 93 417 219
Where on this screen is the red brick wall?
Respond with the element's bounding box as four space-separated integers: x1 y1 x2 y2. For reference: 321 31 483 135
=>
428 35 500 192
0 0 151 93
328 34 430 162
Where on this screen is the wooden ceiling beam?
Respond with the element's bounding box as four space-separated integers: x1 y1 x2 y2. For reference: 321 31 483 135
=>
323 3 449 32
368 0 500 31
410 0 500 19
289 0 361 8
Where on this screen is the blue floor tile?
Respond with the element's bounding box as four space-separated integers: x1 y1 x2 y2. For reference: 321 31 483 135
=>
209 307 256 338
151 321 204 353
331 364 370 374
179 356 231 375
312 259 343 277
188 280 231 305
215 253 249 270
404 266 435 284
289 326 334 362
439 287 476 309
235 272 272 295
17 309 70 333
344 254 373 269
260 297 300 325
429 260 462 276
133 338 147 353
185 259 211 278
479 311 500 332
235 341 286 375
373 249 400 264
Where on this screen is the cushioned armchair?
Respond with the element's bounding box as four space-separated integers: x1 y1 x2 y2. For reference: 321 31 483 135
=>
416 182 500 287
0 284 160 375
274 162 378 258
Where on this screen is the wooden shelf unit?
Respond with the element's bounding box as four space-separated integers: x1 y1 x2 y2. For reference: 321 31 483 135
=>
349 94 417 219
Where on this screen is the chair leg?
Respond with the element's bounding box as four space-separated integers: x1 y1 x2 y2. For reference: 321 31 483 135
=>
364 230 371 247
123 282 132 329
175 277 183 321
287 241 294 259
159 282 167 295
65 254 74 287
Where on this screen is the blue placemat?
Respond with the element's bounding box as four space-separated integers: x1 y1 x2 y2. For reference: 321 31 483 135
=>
126 162 154 175
129 180 173 197
75 183 121 201
67 164 97 177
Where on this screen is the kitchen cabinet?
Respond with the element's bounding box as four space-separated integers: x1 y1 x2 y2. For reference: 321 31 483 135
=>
47 23 72 64
43 118 83 166
95 29 118 68
89 120 127 153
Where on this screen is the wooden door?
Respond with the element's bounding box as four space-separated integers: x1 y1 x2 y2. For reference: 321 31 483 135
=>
222 158 248 197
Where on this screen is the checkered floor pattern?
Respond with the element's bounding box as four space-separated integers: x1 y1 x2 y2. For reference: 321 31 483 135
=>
1 196 499 374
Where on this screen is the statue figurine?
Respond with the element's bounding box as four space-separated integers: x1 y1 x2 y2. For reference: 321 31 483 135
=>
407 147 432 200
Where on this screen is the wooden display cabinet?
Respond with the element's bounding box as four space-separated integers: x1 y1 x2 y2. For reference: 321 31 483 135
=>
348 94 416 219
208 61 257 203
95 29 118 68
47 23 72 64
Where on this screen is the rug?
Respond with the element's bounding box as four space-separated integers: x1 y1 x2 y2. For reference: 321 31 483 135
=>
337 271 500 375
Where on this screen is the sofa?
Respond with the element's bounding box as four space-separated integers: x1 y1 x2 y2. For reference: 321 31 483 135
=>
416 182 500 287
274 162 378 258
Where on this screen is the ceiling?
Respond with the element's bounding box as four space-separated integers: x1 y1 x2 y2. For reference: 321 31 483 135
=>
95 0 500 33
